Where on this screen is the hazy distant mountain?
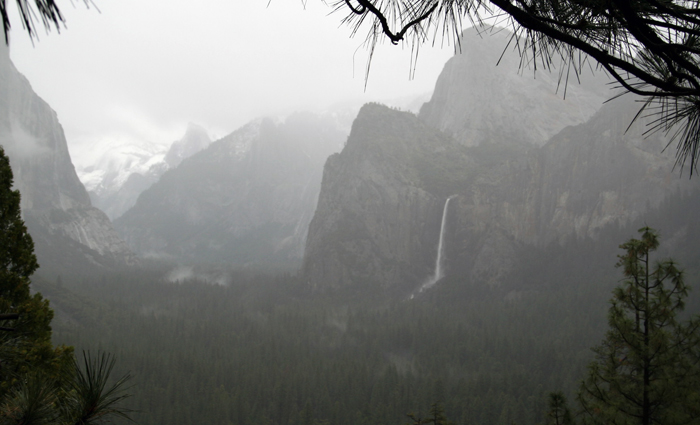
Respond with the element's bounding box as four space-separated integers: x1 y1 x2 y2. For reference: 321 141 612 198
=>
164 123 212 168
419 27 611 147
78 139 167 219
0 44 136 277
114 112 344 267
302 95 695 296
79 123 212 220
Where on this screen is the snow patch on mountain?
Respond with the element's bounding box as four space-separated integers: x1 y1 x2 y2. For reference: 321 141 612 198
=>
75 123 212 220
77 139 167 195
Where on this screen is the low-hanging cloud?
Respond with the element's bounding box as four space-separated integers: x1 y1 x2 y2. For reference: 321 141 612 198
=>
166 265 229 286
0 119 50 160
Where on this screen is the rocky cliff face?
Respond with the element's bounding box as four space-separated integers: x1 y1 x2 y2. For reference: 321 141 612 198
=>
302 104 471 293
419 27 610 147
115 112 344 267
499 95 685 245
0 44 136 276
443 95 693 286
303 98 695 295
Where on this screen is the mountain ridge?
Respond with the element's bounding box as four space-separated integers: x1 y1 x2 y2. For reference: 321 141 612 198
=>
419 27 611 147
302 53 695 295
114 112 345 267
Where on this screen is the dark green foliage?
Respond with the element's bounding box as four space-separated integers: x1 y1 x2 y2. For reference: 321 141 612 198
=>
0 148 132 424
0 373 60 425
0 352 132 425
38 187 700 425
0 147 37 279
578 227 700 425
546 393 572 425
62 351 133 425
407 403 455 425
0 146 72 396
47 257 619 425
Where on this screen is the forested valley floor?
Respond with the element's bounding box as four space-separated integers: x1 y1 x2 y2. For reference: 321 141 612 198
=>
34 191 700 425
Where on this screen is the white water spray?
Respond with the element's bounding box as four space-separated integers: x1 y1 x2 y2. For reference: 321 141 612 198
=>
418 195 455 293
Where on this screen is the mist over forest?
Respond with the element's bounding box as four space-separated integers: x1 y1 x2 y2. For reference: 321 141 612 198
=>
1 14 699 425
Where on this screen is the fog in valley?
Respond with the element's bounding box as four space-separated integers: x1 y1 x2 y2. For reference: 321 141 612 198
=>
1 2 699 425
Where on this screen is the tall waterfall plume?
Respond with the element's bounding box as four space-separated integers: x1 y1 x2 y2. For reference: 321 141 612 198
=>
418 195 456 293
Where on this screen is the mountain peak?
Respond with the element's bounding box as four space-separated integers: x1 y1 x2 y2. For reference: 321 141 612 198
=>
164 123 212 168
419 26 611 147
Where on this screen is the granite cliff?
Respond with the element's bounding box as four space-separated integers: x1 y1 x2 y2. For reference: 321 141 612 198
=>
445 95 692 286
0 45 136 276
419 27 610 147
302 104 471 293
303 70 695 296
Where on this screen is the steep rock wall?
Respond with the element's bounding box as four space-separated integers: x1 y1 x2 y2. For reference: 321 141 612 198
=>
303 98 696 294
302 104 472 294
419 27 610 147
0 44 136 276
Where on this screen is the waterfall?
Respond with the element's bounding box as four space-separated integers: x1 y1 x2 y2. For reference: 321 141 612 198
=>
418 195 455 293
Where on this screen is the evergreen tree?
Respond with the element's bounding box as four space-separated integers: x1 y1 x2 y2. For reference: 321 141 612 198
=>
546 392 572 425
59 351 133 425
578 227 700 425
0 147 132 424
0 146 72 396
407 403 454 425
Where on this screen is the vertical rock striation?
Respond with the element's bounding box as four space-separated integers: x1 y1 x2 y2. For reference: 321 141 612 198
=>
302 104 471 295
0 44 136 276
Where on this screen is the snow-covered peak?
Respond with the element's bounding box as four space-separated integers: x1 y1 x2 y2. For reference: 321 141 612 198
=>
72 123 212 220
76 138 168 195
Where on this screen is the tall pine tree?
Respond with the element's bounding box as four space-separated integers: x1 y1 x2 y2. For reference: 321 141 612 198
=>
578 227 700 425
546 392 572 425
0 146 72 397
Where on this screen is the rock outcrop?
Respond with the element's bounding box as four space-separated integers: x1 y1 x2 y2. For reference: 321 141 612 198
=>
419 27 610 147
164 123 212 168
443 94 693 285
0 44 136 277
302 104 471 293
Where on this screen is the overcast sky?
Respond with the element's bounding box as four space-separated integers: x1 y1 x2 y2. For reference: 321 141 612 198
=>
8 0 455 165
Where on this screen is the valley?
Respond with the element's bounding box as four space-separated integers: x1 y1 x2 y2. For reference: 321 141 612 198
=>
1 25 699 425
